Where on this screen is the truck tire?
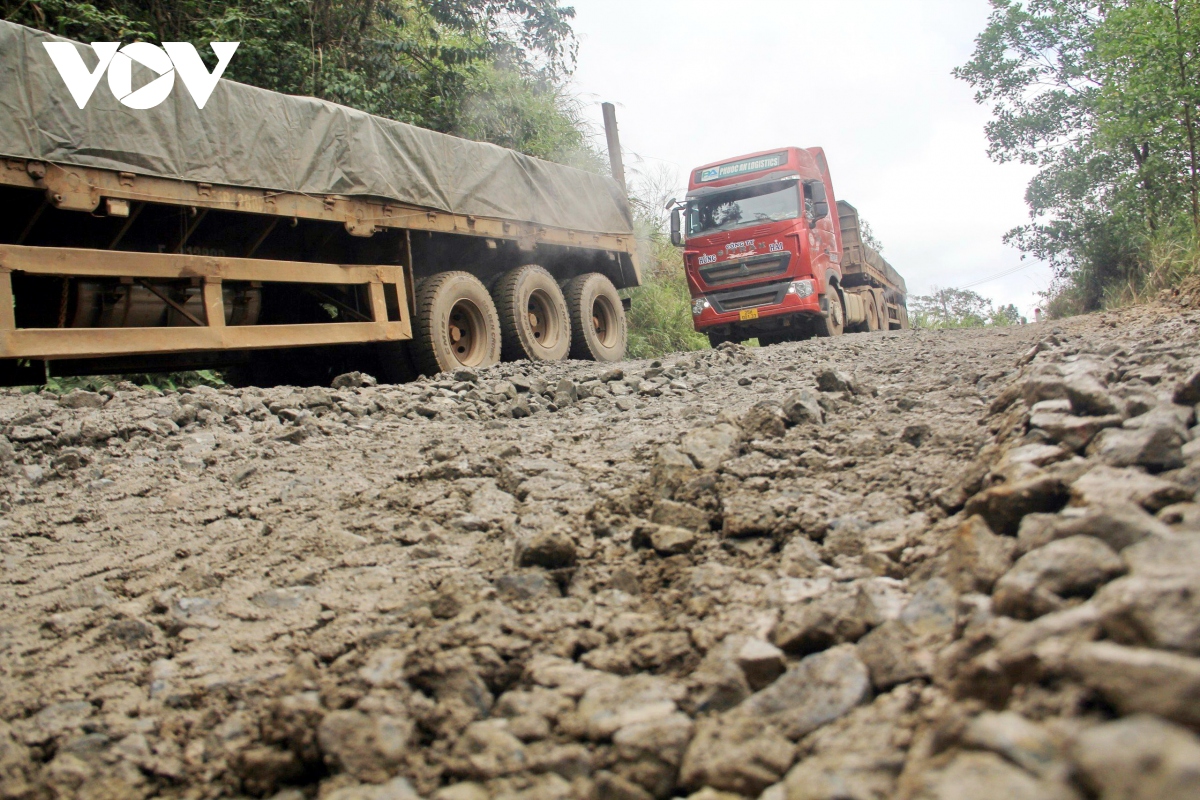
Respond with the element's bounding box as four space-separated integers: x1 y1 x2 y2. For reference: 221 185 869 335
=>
565 273 627 361
872 290 889 332
844 291 870 334
493 265 571 362
815 286 845 338
863 293 881 332
412 271 502 376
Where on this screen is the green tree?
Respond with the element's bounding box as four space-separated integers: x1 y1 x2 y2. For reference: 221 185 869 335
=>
2 0 591 165
954 0 1114 309
911 286 1001 328
454 62 602 169
859 218 885 253
991 302 1024 325
1096 0 1200 233
955 0 1200 314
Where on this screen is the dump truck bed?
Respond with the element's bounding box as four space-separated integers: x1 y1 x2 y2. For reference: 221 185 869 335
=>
837 200 907 295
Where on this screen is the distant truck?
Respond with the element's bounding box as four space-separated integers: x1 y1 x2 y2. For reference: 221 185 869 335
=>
0 20 638 386
670 147 908 346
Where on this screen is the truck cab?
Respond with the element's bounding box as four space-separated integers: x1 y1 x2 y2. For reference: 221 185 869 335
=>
671 146 856 345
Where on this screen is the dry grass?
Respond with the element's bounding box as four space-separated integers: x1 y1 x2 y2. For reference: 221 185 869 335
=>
1043 231 1200 317
1103 233 1200 308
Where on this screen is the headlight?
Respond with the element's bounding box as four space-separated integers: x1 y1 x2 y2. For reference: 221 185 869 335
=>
692 297 711 316
787 280 815 298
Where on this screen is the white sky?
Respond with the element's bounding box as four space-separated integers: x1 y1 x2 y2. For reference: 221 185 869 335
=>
567 0 1054 318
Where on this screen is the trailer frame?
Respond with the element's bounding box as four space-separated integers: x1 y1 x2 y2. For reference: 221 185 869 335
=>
0 157 640 374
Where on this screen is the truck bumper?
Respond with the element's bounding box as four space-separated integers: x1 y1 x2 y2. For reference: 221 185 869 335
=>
692 279 822 333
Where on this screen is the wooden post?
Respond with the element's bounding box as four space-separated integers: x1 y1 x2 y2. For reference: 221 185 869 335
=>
202 277 225 328
368 280 387 326
0 271 14 331
402 230 416 320
602 102 627 196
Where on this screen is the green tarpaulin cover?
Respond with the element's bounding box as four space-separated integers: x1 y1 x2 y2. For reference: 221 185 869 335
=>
0 19 633 235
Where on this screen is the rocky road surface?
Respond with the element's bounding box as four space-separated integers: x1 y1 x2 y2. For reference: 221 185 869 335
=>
3 304 1200 800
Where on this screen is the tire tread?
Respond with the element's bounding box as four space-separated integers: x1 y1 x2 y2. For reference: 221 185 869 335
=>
564 274 590 360
564 273 627 361
493 265 570 361
492 268 525 362
411 271 500 376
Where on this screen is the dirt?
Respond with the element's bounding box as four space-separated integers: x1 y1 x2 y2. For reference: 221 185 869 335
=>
2 304 1199 800
1168 272 1200 309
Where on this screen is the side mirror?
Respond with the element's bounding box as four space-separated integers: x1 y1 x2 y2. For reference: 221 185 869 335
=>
805 180 829 224
670 207 683 247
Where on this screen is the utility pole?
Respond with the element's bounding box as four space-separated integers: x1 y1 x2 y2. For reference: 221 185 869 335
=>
602 102 627 196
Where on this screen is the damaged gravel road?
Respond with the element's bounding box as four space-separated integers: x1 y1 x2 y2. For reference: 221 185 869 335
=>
3 304 1200 800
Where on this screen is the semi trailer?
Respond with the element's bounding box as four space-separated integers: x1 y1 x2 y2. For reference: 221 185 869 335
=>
670 147 907 346
0 20 639 386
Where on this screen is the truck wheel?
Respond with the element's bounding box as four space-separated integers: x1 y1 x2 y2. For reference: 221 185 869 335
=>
864 294 881 332
565 273 627 361
493 265 571 361
412 271 502 376
815 286 845 338
872 290 889 332
707 331 727 348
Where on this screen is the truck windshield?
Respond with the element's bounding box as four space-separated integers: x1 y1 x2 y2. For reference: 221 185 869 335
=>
687 179 800 237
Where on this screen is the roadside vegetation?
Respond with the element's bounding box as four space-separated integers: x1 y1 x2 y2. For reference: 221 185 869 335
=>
621 165 710 358
910 287 1024 329
956 0 1200 316
1 0 591 165
30 370 227 395
623 230 710 359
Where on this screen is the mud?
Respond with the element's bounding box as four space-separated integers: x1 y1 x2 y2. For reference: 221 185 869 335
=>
2 304 1199 800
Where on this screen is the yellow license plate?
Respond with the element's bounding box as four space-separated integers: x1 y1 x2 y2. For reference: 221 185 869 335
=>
739 308 759 321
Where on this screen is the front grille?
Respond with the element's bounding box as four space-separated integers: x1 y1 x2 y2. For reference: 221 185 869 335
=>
700 252 791 287
709 280 791 313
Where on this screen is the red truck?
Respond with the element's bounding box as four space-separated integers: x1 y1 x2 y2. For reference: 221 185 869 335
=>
670 147 909 346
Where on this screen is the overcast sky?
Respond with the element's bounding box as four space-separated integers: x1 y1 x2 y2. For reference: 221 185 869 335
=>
567 0 1053 318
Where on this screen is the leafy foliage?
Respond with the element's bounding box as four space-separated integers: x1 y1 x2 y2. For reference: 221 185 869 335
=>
911 286 1026 328
992 302 1023 325
2 0 592 164
859 218 885 253
622 166 710 358
27 369 225 394
956 0 1200 314
623 237 710 359
454 62 602 168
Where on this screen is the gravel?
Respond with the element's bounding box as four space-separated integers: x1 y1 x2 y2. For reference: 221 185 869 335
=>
1 304 1199 798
